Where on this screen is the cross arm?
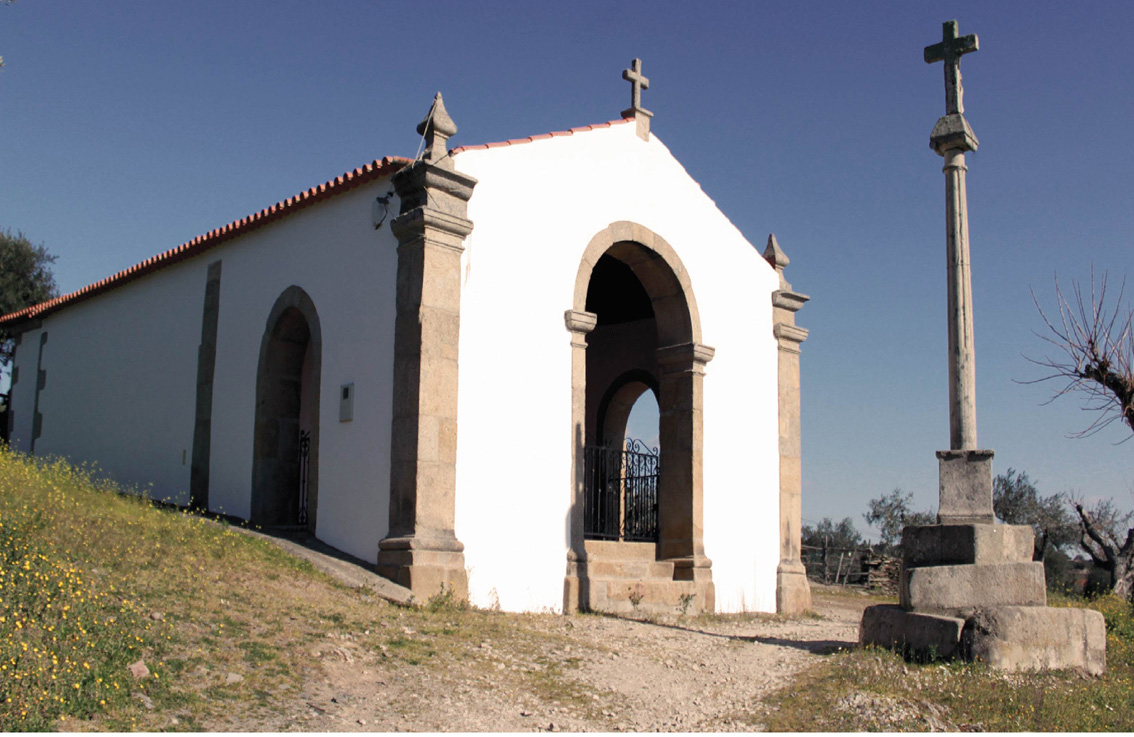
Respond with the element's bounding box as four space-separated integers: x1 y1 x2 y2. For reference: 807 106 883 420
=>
924 33 978 64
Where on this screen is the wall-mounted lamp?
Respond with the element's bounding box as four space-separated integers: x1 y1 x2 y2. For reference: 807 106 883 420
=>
372 190 395 230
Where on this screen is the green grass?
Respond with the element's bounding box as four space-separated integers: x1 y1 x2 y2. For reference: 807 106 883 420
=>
760 591 1134 732
0 447 372 730
0 447 607 730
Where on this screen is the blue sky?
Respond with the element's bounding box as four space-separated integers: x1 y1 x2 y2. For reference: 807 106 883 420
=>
2 1 1132 537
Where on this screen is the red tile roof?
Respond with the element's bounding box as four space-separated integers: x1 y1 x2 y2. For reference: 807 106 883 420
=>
0 156 410 327
0 117 634 328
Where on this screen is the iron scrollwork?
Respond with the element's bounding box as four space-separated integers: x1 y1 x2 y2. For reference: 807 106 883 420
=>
583 437 659 542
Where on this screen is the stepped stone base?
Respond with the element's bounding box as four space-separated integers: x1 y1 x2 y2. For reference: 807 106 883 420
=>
571 540 714 615
862 520 1106 674
861 604 1105 675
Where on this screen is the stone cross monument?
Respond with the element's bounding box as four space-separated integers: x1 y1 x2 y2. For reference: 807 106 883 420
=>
859 21 1106 674
925 20 994 526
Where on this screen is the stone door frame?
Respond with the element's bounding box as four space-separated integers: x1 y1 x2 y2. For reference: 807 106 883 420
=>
250 285 322 533
564 221 715 613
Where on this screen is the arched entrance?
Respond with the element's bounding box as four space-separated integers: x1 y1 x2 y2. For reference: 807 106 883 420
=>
588 370 661 543
564 221 714 614
595 370 658 448
251 286 321 532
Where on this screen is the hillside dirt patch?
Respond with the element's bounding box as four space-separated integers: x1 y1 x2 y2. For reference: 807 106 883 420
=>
203 580 872 732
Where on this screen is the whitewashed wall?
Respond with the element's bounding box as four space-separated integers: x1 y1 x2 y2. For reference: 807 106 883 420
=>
453 122 784 613
207 182 399 562
8 326 43 453
14 178 400 565
32 262 204 502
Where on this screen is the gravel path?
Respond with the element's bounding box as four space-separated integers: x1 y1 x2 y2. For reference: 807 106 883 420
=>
230 533 871 732
268 591 867 732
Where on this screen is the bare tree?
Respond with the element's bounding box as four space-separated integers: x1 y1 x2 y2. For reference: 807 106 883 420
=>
1030 272 1134 599
1072 497 1134 599
1028 272 1134 438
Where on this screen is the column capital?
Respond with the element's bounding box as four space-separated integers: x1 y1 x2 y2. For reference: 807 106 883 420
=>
393 160 478 216
772 289 810 314
563 310 598 335
930 113 979 155
773 323 809 351
656 342 715 375
391 207 474 251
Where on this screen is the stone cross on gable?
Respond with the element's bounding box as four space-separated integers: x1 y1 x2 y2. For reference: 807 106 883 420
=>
925 20 979 115
623 58 650 114
621 58 654 140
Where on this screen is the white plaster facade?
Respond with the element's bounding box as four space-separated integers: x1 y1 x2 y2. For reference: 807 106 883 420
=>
5 116 794 614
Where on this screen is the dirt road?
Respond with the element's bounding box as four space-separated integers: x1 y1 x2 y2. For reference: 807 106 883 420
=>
252 587 869 732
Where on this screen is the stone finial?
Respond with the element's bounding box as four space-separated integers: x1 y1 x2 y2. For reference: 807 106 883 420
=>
621 58 654 141
416 92 458 169
763 234 790 288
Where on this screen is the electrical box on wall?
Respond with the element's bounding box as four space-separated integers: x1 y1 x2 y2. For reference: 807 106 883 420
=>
340 383 354 422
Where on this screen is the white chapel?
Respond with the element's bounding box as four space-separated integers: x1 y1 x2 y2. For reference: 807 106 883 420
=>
2 62 812 615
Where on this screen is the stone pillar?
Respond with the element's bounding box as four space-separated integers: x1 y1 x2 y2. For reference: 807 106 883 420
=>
931 108 995 524
655 341 715 611
934 117 980 452
764 235 812 614
563 309 596 613
376 93 477 600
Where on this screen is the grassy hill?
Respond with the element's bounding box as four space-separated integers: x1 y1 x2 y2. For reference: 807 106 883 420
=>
0 448 357 729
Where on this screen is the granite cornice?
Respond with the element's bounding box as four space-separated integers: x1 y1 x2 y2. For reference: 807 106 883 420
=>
772 289 810 314
773 323 809 347
391 207 474 244
393 161 478 206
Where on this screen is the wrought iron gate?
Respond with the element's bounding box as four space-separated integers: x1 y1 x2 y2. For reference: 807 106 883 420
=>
583 438 659 542
298 429 311 525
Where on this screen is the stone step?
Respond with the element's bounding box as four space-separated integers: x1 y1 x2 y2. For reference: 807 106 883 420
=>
583 540 658 560
586 578 701 615
860 604 966 659
964 605 1106 676
859 603 1106 675
584 559 674 579
902 523 1034 568
901 561 1046 614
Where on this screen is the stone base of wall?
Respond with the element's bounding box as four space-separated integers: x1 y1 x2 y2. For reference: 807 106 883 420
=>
568 540 714 615
375 538 468 602
776 560 812 615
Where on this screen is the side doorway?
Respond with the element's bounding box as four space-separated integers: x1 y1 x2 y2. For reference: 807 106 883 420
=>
251 286 321 533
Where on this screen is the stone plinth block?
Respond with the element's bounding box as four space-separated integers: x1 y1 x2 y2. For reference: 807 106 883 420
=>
857 598 966 657
903 523 1034 568
776 561 812 615
902 562 1046 614
375 538 468 602
964 606 1106 676
930 112 979 155
860 604 966 659
936 449 995 524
